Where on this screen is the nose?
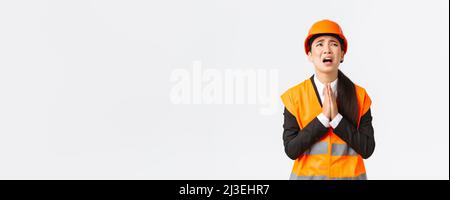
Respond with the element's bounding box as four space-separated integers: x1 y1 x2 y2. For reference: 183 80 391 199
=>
323 45 331 54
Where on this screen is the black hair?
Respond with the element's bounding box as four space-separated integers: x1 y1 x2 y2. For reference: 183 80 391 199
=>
337 70 359 127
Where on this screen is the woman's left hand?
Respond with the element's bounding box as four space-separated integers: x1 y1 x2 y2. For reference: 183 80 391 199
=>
327 83 339 119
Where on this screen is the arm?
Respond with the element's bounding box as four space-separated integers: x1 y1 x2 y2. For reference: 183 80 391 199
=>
283 107 329 160
332 109 375 159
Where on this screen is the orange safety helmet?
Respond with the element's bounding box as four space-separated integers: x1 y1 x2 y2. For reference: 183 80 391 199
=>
304 19 348 55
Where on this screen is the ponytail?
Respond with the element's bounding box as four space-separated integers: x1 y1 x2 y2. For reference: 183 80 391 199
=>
337 70 359 127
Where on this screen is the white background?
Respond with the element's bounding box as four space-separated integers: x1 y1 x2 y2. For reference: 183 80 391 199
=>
0 0 448 179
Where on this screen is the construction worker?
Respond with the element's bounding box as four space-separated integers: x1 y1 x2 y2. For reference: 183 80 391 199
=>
281 19 375 180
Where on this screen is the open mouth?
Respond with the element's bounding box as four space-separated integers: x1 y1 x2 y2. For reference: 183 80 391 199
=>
322 57 333 64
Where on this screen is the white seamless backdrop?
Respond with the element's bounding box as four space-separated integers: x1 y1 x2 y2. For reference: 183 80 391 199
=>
0 0 448 180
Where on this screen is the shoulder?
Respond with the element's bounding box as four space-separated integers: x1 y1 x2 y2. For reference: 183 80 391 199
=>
283 78 312 95
354 84 371 99
280 77 312 114
353 83 372 113
281 78 311 100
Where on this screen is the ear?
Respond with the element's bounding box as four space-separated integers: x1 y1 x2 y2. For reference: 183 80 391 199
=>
340 53 345 63
307 51 313 62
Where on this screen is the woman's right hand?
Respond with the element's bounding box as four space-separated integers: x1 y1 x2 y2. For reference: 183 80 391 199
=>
322 84 331 120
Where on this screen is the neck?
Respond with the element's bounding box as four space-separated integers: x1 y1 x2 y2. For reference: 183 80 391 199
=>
315 70 338 84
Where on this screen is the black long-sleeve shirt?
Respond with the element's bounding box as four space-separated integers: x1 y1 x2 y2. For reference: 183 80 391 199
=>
282 107 375 160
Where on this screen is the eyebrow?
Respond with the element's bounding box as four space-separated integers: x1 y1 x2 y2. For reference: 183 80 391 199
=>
314 39 339 44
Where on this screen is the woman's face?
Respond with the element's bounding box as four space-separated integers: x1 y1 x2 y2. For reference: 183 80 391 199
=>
308 35 345 74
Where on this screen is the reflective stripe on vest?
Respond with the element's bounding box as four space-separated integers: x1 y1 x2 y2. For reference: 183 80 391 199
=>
331 143 358 156
305 142 358 156
290 173 367 180
305 141 328 155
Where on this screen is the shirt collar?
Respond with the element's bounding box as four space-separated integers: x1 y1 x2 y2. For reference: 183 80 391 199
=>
314 74 338 96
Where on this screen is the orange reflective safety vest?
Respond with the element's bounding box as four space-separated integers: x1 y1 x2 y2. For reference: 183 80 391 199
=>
281 77 372 180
